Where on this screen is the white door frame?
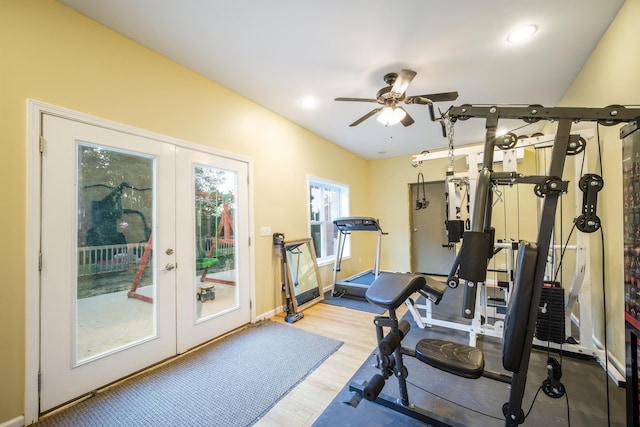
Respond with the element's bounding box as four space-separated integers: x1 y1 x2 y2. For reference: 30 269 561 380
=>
25 99 255 424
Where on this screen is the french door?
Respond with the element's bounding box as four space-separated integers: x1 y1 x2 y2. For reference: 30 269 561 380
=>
175 147 250 352
39 114 250 412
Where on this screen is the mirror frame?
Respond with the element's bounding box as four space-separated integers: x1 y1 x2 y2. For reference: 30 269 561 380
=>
284 238 324 312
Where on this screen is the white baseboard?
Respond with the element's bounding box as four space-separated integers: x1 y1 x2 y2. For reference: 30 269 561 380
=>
257 288 332 322
256 304 285 322
0 416 24 427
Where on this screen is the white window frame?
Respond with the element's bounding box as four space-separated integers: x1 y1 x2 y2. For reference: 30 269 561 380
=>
308 176 349 266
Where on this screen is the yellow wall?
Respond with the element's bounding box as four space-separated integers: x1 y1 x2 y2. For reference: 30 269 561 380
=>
0 0 372 421
2 0 638 422
369 0 639 374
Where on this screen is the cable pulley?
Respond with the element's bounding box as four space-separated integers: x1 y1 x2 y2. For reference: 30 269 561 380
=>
566 135 586 155
541 357 566 398
597 104 625 126
575 173 604 233
522 104 544 124
533 176 567 198
455 104 472 121
496 132 518 150
578 173 604 192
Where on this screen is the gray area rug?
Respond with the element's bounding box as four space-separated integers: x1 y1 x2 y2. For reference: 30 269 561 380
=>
37 321 343 427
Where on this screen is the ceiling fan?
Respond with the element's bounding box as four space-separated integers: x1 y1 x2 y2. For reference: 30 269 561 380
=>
335 69 458 127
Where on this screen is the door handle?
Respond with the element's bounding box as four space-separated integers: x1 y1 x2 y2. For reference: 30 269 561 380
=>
164 263 176 271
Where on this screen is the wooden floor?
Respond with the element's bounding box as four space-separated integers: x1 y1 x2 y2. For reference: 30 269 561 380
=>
255 302 405 427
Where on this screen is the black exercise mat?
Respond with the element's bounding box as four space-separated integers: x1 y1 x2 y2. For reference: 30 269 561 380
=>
322 292 386 314
314 310 625 427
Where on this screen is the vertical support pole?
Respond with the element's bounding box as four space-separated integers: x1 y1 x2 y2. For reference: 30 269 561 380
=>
388 308 410 406
467 152 480 221
462 109 499 318
504 119 572 426
374 228 382 279
446 179 458 220
470 169 492 232
331 230 345 295
461 169 492 318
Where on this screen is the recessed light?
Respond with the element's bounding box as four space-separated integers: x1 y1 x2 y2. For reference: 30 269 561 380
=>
299 96 318 109
507 25 537 43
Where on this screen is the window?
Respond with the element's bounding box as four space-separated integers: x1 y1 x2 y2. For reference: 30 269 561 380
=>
309 177 349 264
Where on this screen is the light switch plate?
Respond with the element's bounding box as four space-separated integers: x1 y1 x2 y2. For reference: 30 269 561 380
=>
259 226 272 236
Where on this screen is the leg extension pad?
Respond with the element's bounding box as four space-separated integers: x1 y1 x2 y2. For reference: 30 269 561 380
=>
366 273 448 310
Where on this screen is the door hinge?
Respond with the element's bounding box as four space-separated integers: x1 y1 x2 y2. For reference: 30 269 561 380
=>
38 372 42 391
38 252 42 272
248 237 251 246
39 136 45 153
249 299 252 309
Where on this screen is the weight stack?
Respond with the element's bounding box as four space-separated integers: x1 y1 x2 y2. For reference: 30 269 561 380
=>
535 283 565 344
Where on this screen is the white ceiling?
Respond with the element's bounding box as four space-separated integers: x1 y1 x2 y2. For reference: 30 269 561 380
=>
59 0 625 160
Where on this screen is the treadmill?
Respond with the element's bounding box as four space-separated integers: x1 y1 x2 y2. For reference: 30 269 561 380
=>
331 217 384 299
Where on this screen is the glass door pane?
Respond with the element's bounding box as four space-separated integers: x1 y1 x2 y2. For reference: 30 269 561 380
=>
76 143 155 363
193 165 238 321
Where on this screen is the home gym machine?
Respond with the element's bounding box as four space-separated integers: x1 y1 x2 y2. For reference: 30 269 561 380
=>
407 129 601 357
408 140 524 346
346 104 640 426
331 216 385 299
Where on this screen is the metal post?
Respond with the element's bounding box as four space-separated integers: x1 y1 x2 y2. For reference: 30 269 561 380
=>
504 118 572 426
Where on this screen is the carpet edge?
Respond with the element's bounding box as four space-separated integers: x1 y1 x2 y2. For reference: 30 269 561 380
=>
249 338 344 425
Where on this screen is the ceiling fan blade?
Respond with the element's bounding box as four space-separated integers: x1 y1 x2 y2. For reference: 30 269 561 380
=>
398 107 414 127
390 69 417 98
411 91 459 102
349 107 383 127
335 97 379 103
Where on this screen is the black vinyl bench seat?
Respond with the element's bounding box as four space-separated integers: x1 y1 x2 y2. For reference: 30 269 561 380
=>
363 241 537 383
365 272 447 309
415 339 484 379
365 272 484 379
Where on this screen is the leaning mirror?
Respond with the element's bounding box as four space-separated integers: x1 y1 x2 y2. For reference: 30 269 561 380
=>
284 238 324 312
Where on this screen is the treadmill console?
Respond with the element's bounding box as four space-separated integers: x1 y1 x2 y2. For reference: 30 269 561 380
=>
333 216 381 232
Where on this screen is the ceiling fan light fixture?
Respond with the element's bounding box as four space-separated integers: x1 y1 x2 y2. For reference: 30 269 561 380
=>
377 106 406 126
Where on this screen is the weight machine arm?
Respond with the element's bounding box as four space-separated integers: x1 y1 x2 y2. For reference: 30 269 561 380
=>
448 104 635 124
